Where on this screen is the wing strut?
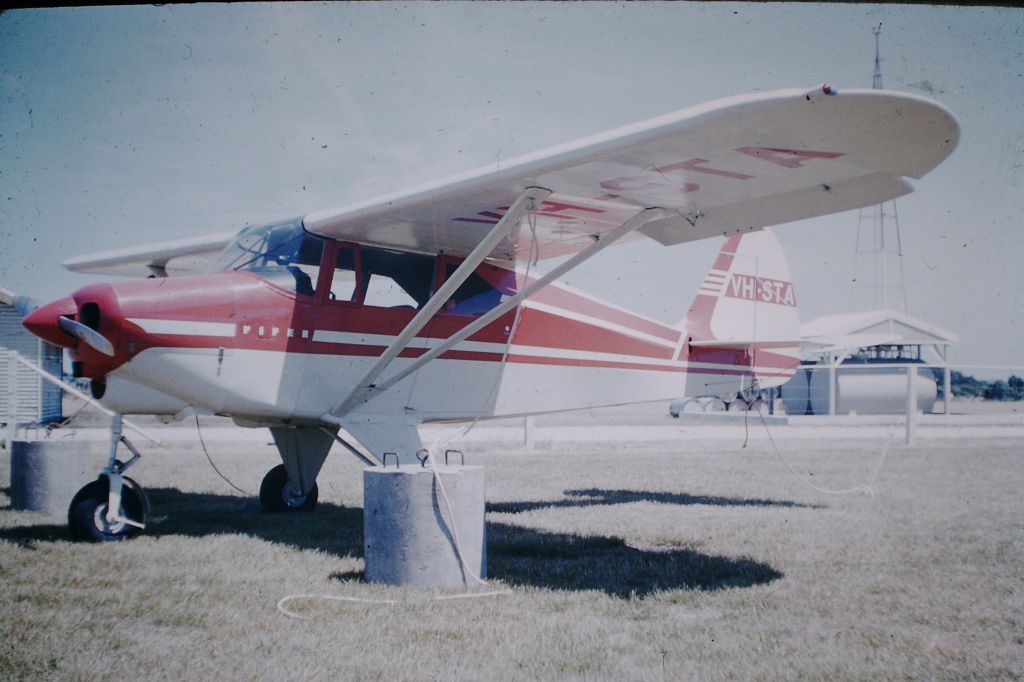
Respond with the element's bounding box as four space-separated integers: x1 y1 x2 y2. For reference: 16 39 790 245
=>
326 186 552 419
325 206 670 420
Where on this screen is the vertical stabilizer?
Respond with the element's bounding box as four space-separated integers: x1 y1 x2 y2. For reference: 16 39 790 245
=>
682 229 801 399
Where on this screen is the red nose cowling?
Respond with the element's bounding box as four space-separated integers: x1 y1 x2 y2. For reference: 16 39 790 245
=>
23 287 126 379
22 296 78 349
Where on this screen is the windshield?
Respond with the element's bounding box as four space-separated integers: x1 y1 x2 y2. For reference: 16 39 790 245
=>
212 218 326 296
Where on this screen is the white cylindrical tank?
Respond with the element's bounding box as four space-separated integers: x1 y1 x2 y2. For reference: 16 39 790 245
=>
808 366 937 415
780 367 811 415
363 464 486 588
807 366 832 416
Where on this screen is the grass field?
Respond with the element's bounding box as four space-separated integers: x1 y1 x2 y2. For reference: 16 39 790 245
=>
1 411 1022 680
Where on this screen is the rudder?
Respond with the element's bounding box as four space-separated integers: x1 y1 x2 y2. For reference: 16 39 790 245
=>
681 228 801 401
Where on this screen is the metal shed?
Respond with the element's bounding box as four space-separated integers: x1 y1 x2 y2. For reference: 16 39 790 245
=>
782 309 958 416
1 287 63 435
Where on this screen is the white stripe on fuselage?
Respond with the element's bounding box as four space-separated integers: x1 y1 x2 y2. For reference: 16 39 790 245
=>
124 321 790 375
310 329 791 374
312 329 678 367
128 318 237 337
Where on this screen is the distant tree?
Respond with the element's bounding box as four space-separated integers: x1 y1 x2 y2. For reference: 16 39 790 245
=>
951 371 985 398
949 372 1022 400
983 380 1008 401
1008 375 1024 401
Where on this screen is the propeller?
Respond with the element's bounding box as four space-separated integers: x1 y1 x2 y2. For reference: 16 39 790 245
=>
58 315 115 357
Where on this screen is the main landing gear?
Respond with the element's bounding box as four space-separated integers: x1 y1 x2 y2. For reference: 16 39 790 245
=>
257 425 336 514
68 413 150 542
259 464 318 512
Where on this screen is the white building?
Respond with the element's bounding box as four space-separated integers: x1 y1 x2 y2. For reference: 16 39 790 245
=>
1 287 63 433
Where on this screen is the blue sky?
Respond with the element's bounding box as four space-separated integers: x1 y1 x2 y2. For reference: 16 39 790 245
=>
1 3 1022 371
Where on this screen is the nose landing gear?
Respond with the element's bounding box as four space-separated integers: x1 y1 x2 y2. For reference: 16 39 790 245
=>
68 413 150 542
68 475 148 542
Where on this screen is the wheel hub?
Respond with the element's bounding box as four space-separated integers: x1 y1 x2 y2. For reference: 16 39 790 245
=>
281 481 308 508
93 503 127 534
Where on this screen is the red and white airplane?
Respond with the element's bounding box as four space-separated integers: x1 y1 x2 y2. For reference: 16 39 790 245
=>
23 86 958 541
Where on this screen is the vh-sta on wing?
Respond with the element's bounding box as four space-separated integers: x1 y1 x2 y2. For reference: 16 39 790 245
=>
64 85 958 277
304 85 958 262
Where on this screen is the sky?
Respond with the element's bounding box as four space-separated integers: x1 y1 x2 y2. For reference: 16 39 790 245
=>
1 3 1022 374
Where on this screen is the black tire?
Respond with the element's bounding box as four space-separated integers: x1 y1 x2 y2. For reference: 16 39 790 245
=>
258 464 318 513
68 478 146 542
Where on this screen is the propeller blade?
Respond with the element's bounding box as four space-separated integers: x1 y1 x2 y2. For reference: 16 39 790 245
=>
58 316 115 357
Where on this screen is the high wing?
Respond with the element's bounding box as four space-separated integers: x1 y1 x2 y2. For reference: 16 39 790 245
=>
64 230 237 278
64 85 958 277
304 85 958 262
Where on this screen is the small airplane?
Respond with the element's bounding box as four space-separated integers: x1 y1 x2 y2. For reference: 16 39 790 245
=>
22 85 958 541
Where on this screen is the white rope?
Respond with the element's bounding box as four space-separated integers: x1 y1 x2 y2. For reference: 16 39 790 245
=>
277 588 513 620
455 208 539 440
755 401 891 496
276 448 511 620
194 414 253 496
423 448 489 587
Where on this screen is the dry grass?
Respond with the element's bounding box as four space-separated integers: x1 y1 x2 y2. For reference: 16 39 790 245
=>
1 416 1022 680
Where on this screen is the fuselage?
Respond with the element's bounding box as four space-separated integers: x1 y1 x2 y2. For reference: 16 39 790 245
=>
24 221 799 425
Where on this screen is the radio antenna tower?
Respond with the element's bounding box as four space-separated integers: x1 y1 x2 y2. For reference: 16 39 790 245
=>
849 26 910 313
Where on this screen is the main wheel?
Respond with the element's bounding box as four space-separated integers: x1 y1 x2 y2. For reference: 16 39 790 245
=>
259 464 318 513
68 478 147 542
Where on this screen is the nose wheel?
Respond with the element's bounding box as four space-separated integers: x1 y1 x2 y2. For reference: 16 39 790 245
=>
68 477 149 542
68 412 150 542
259 464 318 513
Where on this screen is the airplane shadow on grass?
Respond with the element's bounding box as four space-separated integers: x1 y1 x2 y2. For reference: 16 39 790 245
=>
1 486 788 598
488 487 821 515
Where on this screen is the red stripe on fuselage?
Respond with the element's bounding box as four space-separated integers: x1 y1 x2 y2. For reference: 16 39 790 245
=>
527 284 680 344
96 269 792 378
513 307 675 360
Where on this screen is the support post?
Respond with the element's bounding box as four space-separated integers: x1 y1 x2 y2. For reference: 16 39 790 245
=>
942 345 951 416
943 366 951 416
905 365 916 445
828 355 837 416
6 350 18 445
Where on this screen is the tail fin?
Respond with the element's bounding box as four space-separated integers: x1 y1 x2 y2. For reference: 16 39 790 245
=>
682 228 801 398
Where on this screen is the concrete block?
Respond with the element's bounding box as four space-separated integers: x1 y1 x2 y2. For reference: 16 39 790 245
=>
364 465 485 588
10 440 92 517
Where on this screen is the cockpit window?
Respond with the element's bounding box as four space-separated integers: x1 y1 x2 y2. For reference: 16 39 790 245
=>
441 262 518 315
362 248 434 308
212 218 325 297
